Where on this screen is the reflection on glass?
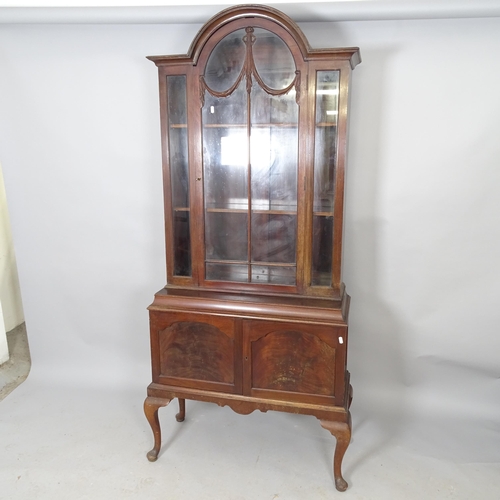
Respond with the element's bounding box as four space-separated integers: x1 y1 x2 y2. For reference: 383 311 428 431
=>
250 84 298 210
205 212 248 262
252 214 296 263
250 125 296 211
252 28 296 89
313 71 339 213
204 29 246 92
311 70 339 286
167 75 191 276
203 85 247 211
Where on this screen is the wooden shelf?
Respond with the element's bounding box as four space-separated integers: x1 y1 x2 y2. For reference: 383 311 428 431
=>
202 123 298 129
206 207 298 215
253 209 297 215
170 123 300 129
206 259 296 268
206 207 297 214
205 207 247 214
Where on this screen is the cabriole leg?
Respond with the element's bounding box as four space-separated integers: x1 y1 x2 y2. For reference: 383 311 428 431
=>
320 413 352 492
144 396 171 462
176 398 186 422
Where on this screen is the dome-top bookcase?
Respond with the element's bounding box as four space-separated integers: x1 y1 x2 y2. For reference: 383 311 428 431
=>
144 4 360 491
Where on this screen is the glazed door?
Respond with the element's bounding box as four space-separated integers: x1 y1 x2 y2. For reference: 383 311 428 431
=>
200 26 303 290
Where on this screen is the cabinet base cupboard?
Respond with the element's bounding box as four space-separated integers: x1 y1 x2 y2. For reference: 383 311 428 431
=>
144 5 360 492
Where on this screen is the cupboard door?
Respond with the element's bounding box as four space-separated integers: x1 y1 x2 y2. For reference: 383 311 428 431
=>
150 311 242 394
243 320 346 405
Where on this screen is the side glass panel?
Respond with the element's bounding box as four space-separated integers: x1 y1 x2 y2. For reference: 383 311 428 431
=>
167 75 191 277
312 71 339 286
202 28 298 285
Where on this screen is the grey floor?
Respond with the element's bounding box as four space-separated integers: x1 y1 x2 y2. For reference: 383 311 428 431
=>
1 335 499 499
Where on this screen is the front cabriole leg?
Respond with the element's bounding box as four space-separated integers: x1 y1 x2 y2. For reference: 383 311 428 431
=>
144 396 171 462
319 413 352 492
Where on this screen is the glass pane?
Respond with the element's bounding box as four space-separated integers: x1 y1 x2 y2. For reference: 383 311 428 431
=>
204 29 246 93
205 212 248 261
168 75 189 209
252 89 298 127
253 28 296 89
312 71 339 286
167 75 191 276
206 263 248 283
312 215 333 287
313 70 339 213
251 86 298 212
252 213 296 264
203 85 247 210
173 211 191 276
167 75 187 124
250 85 298 275
251 265 296 285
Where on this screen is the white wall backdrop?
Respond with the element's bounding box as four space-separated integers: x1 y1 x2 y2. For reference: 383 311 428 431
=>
0 15 499 446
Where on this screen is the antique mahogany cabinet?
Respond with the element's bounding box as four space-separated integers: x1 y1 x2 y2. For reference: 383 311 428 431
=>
144 4 360 492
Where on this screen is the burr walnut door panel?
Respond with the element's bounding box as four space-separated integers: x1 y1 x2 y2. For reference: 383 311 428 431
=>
150 311 242 394
243 320 346 405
